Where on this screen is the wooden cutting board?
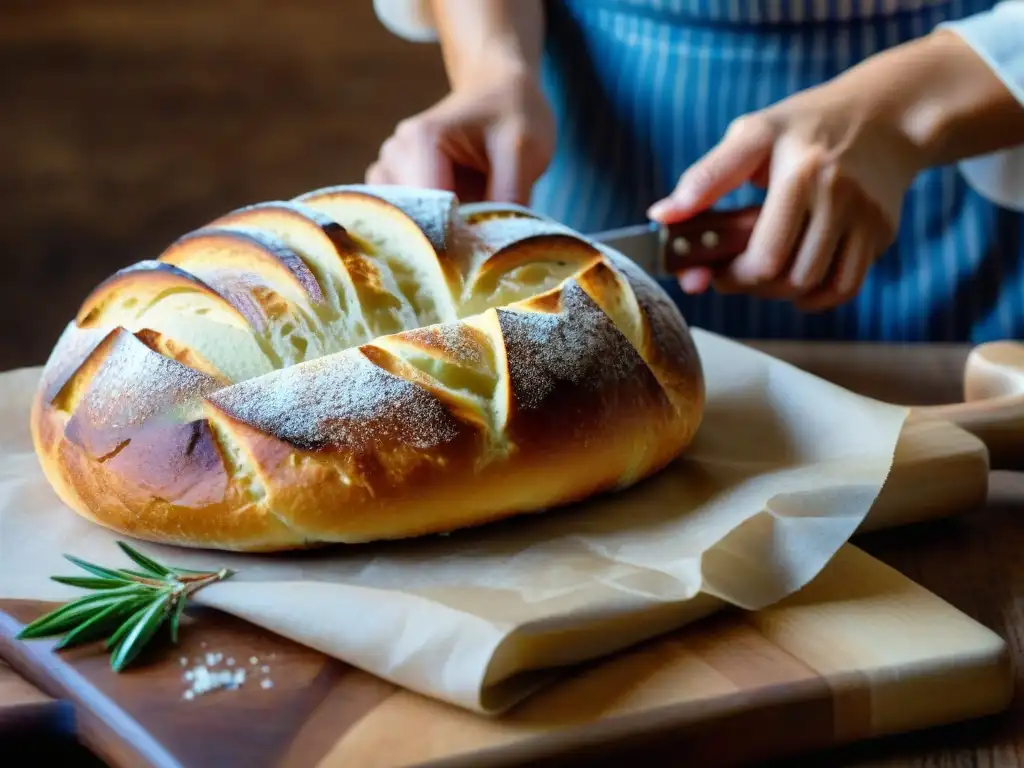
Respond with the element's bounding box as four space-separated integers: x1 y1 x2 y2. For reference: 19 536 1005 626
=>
0 660 67 736
1 412 1013 768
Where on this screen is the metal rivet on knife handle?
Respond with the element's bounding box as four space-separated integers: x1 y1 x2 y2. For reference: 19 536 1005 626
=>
672 237 691 256
659 204 762 275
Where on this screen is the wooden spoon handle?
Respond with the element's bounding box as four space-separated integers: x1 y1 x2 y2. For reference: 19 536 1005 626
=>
912 341 1024 471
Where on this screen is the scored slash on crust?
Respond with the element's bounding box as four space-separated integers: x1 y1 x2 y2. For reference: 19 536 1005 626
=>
76 260 258 331
30 184 705 552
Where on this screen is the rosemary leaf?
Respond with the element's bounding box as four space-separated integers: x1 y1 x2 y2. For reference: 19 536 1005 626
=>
117 569 162 580
105 600 157 652
16 588 147 639
64 554 135 582
116 542 172 578
53 596 152 651
51 575 134 590
169 565 219 576
169 592 188 644
111 593 172 672
19 541 235 672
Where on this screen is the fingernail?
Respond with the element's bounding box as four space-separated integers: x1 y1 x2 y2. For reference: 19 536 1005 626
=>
648 192 697 221
679 270 709 294
646 200 670 219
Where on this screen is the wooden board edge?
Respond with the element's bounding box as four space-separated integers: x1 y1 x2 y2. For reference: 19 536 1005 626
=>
0 698 76 739
0 658 71 739
859 413 990 534
871 643 1015 738
2 540 1016 768
311 547 1017 768
415 677 842 768
0 606 182 768
408 646 1015 768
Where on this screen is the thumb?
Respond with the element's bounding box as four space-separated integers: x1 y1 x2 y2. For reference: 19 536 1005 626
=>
485 124 537 205
648 115 774 222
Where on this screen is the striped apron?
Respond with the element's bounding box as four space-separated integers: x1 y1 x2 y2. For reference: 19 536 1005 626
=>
530 0 1024 342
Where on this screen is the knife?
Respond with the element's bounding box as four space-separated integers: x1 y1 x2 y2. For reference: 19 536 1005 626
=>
590 205 762 277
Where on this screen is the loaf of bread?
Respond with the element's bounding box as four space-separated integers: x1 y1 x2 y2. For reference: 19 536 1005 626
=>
30 184 705 552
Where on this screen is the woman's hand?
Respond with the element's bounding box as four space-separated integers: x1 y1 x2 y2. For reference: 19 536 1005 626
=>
366 70 555 204
648 80 923 312
648 28 1024 312
366 1 553 204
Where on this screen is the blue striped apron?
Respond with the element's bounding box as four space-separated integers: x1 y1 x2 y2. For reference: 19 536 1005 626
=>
529 0 1024 342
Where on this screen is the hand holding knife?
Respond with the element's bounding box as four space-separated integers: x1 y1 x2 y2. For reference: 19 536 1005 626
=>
591 206 761 280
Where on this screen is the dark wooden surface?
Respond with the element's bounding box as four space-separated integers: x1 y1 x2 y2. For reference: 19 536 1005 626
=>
753 342 1024 767
0 1 442 760
3 524 1014 768
0 0 447 374
3 341 1024 767
0 660 64 733
787 472 1024 768
4 2 1024 765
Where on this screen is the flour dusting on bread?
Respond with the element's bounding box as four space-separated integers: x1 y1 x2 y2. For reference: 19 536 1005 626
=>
209 349 461 452
31 184 705 551
500 280 643 411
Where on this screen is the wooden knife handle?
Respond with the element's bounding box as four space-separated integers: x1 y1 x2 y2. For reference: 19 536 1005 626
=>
660 205 762 273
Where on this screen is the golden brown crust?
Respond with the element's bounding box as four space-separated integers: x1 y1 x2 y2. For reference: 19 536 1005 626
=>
31 185 705 551
77 261 254 330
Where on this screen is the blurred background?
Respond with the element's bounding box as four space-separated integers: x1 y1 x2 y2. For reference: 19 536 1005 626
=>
1 0 447 371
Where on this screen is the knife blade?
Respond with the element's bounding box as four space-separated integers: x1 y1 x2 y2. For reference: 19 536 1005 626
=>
590 205 761 277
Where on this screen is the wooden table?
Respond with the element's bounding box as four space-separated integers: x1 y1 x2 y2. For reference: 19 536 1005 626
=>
751 342 1024 767
0 659 92 762
2 340 1022 767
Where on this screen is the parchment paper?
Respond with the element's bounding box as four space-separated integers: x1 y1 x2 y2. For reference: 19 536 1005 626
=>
0 329 909 714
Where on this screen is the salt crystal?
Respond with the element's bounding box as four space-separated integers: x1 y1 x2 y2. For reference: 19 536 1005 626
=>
261 665 270 674
261 679 274 689
249 656 259 665
180 656 250 701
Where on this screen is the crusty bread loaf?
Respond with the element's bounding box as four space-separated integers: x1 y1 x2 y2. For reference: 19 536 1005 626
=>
30 185 705 552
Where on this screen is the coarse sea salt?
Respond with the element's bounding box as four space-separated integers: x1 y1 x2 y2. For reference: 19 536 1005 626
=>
181 665 246 699
180 650 275 701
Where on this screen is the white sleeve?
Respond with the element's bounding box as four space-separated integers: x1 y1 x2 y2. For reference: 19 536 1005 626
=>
373 0 439 42
939 1 1024 212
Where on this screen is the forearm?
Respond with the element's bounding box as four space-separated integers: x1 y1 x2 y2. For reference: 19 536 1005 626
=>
849 26 1024 170
428 0 544 92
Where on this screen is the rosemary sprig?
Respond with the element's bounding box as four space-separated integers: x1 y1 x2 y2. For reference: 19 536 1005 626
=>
16 541 235 672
